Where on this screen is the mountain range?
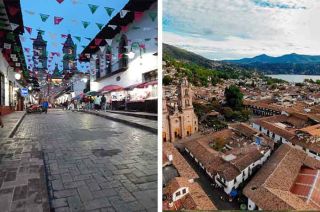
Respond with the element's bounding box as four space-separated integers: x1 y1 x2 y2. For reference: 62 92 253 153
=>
224 53 320 64
163 43 320 75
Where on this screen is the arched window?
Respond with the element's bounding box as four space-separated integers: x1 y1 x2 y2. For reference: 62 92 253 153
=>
106 45 112 74
118 34 128 69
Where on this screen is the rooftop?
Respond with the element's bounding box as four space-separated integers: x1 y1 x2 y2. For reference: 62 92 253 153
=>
243 144 320 210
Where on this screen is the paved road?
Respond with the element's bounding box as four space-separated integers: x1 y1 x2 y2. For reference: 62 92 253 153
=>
15 110 157 212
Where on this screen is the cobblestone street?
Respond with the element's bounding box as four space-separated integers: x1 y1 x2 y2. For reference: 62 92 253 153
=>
14 110 157 212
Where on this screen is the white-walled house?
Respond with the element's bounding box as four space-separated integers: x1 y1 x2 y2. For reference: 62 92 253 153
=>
252 113 320 160
184 124 273 195
0 52 23 112
80 0 157 112
86 1 157 91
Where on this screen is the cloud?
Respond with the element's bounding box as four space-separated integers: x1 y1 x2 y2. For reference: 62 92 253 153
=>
163 0 320 59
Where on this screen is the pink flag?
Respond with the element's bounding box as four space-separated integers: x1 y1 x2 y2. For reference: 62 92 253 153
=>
120 26 129 32
95 38 102 46
25 27 32 35
61 34 67 38
24 48 30 53
56 0 64 3
118 53 123 59
134 12 144 22
54 16 64 25
139 44 146 49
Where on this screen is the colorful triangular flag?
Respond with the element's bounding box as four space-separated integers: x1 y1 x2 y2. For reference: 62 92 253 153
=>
105 39 112 46
134 12 144 22
88 4 99 14
82 21 90 29
99 46 105 52
104 7 115 17
74 36 81 42
120 10 129 18
96 23 104 30
40 13 50 22
149 11 157 22
25 26 32 34
56 0 64 4
95 38 102 46
54 16 63 25
108 25 117 30
10 23 19 31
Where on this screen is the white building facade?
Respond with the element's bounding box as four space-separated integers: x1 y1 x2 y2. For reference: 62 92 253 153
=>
89 2 157 91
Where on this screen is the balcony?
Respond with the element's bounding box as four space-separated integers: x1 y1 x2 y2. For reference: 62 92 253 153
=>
94 58 128 82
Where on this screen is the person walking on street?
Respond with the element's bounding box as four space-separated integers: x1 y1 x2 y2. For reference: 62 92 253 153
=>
42 99 49 114
94 95 101 111
0 112 4 128
101 94 106 112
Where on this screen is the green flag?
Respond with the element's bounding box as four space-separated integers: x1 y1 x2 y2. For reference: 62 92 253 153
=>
74 36 81 42
104 7 115 17
82 21 90 29
149 11 157 22
14 46 21 52
145 38 151 42
96 23 104 30
38 30 45 35
132 26 140 30
81 45 86 49
40 13 50 22
88 4 99 14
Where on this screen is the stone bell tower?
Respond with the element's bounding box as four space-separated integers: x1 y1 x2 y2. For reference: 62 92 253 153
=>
178 78 193 110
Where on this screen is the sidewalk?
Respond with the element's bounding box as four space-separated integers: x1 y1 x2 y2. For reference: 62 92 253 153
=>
78 110 157 134
0 112 26 140
106 110 157 120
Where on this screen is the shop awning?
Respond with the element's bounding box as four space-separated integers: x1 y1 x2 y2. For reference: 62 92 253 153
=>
98 85 123 93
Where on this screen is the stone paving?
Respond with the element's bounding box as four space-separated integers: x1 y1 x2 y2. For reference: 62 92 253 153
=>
14 110 157 212
0 137 50 212
79 110 157 134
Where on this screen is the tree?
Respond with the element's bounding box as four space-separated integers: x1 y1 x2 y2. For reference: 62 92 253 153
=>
222 107 234 120
163 75 173 85
211 137 226 151
224 85 244 110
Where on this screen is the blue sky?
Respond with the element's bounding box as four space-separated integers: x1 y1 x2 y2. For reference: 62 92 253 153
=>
163 0 320 60
20 0 128 73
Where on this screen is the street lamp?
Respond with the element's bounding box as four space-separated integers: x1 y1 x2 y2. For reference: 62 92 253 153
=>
15 73 21 80
127 51 135 59
28 86 32 91
82 78 88 83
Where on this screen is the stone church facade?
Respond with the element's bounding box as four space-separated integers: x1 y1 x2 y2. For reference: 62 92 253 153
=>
163 78 198 142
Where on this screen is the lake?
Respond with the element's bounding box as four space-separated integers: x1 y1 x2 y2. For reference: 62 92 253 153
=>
267 74 320 83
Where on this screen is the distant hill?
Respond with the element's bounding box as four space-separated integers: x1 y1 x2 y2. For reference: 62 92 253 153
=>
225 53 320 64
163 43 214 68
163 43 249 72
224 53 320 75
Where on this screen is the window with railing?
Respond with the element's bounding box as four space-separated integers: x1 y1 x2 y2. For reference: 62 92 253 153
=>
106 46 112 74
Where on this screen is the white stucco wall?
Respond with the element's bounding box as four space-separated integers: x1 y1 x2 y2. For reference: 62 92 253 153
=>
90 3 157 91
0 52 21 106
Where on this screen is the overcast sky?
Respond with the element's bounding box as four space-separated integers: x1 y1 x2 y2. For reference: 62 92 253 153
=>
163 0 320 60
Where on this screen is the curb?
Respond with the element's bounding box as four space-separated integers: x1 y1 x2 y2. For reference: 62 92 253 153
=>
106 110 158 121
79 110 157 134
8 112 26 138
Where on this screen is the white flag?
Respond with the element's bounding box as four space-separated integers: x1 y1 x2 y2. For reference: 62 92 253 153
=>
99 46 106 52
12 57 18 62
85 53 90 58
105 39 113 46
4 43 11 49
120 10 129 18
108 25 117 30
10 54 17 59
10 23 19 31
92 55 97 60
16 63 20 67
